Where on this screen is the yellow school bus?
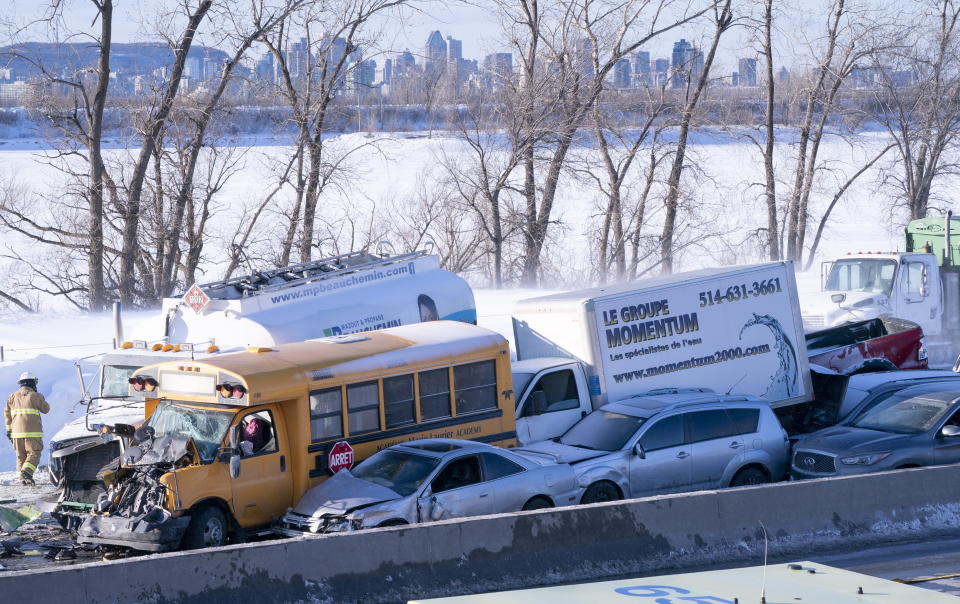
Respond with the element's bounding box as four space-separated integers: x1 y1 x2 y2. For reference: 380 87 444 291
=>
76 321 516 552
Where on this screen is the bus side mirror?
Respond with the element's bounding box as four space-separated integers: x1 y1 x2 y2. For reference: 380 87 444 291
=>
831 293 846 305
228 424 242 478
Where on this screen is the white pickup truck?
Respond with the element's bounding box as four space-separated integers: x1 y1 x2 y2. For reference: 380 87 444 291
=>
510 262 813 444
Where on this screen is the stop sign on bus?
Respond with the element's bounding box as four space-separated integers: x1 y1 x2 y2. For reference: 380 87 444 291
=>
328 441 354 474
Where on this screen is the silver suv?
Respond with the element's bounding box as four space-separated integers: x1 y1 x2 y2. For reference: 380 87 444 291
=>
514 390 790 504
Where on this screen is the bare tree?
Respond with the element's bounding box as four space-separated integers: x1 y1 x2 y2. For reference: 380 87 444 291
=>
870 0 960 219
118 0 215 305
261 0 406 265
1 0 114 310
492 0 717 285
586 83 671 283
659 0 732 274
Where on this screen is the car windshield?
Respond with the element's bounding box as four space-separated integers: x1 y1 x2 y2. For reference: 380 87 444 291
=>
559 410 646 452
352 450 441 497
101 364 139 397
143 401 234 462
512 372 535 399
851 388 960 434
825 258 897 295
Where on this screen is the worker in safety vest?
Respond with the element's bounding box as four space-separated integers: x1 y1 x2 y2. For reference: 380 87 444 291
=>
4 371 49 486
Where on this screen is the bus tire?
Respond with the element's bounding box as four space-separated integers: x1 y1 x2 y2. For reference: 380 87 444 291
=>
580 481 621 505
521 496 553 511
182 505 228 550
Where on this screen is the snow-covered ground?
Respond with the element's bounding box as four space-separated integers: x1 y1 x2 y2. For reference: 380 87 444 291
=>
0 128 925 471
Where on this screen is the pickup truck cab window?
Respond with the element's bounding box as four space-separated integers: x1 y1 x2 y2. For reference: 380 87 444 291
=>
521 369 580 417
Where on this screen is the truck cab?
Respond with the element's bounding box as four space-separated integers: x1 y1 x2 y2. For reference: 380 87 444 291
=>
803 253 942 337
512 358 592 444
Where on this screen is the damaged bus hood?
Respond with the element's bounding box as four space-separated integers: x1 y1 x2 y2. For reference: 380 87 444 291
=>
121 435 194 467
292 470 402 517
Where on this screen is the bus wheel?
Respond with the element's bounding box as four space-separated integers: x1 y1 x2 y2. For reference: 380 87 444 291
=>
580 481 621 505
183 506 228 549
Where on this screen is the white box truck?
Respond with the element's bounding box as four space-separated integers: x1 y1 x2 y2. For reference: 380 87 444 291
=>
511 262 812 443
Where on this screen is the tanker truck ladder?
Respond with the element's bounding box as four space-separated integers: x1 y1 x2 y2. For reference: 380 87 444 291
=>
192 249 429 300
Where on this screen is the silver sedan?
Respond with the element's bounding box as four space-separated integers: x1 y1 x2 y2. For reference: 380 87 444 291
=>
278 438 579 534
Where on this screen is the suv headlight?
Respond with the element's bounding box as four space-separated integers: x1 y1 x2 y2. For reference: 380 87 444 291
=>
840 452 891 466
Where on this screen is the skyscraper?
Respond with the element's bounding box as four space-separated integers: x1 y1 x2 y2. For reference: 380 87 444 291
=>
447 36 462 62
654 57 669 87
425 30 447 77
482 52 512 91
613 58 631 88
634 50 651 86
671 39 703 89
738 57 757 87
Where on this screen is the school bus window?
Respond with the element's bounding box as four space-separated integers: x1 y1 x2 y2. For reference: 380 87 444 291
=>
454 360 497 414
310 387 343 441
347 381 380 435
238 409 277 456
420 368 451 420
384 374 415 428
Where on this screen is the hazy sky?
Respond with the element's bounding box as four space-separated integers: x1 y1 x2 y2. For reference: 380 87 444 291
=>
5 0 881 74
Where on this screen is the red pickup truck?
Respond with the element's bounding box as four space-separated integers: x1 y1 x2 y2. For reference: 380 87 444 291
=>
805 317 927 374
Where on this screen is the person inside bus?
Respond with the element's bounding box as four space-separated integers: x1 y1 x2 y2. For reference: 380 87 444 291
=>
239 416 271 456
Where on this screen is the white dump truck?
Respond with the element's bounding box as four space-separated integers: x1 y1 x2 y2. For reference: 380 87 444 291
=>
511 262 812 443
48 248 476 526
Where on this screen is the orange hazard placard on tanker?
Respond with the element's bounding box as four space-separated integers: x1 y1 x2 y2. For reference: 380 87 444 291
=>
329 441 355 473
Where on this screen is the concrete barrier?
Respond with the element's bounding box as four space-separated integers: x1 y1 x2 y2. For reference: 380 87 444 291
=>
4 465 960 603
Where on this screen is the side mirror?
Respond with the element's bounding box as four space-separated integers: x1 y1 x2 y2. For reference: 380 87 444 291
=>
943 425 960 438
429 495 445 521
831 293 846 305
529 390 548 416
953 353 960 374
229 453 241 478
633 442 646 459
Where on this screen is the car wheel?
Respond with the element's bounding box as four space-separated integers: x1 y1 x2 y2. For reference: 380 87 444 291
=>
182 506 228 550
730 467 769 487
580 481 621 505
521 496 553 511
376 519 408 528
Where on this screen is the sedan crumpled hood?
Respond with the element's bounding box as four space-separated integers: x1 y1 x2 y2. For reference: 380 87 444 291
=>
514 439 609 464
293 469 402 517
797 426 911 454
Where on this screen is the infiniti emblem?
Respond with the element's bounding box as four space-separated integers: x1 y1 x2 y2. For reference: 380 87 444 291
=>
803 456 817 467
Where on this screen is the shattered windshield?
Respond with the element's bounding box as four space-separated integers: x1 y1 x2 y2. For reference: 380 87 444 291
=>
352 450 441 497
144 401 234 462
101 364 139 397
